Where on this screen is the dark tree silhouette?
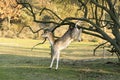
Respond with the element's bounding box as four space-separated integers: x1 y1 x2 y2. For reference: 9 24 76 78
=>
16 0 120 61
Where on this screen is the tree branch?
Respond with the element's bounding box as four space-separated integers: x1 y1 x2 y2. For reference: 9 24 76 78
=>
31 38 47 51
17 26 44 35
78 0 88 18
91 0 109 13
39 7 63 21
93 41 108 56
83 30 105 40
16 0 59 25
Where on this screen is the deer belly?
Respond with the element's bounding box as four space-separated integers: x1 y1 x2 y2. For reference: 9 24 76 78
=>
59 40 72 50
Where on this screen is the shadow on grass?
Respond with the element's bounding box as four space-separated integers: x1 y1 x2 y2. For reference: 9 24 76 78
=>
0 44 50 53
0 54 120 80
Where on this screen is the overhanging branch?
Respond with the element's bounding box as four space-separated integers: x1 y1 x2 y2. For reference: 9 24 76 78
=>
83 30 105 40
16 0 59 25
31 38 47 51
39 7 63 21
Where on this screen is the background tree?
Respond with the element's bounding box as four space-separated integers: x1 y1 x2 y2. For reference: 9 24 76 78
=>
0 0 23 38
0 0 22 26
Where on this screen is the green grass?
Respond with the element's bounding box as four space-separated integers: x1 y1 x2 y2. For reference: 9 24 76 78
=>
0 38 120 80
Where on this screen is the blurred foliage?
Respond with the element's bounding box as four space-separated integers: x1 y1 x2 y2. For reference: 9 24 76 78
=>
0 0 105 42
0 0 22 22
0 0 80 39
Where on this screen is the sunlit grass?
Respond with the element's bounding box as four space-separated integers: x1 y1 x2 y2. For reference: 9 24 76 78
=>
0 38 119 80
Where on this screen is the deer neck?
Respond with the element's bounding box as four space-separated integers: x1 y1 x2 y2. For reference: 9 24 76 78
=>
47 34 54 46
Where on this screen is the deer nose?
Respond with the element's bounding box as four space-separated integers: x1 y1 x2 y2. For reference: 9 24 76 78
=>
78 38 83 42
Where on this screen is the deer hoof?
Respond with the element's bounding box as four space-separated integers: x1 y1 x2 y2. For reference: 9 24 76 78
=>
55 69 58 71
49 67 52 70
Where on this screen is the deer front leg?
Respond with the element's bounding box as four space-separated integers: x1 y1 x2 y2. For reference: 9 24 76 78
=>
49 55 55 69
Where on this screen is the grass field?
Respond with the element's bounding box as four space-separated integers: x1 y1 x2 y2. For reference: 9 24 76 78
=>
0 38 120 80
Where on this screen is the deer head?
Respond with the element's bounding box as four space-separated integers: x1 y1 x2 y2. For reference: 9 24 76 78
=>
42 30 52 38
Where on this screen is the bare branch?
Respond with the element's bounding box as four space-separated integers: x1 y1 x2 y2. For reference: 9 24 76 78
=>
78 0 88 18
91 0 110 13
83 30 105 40
17 26 44 35
17 26 25 36
90 2 95 19
113 0 117 6
94 0 99 25
31 38 47 51
106 0 120 27
17 26 42 38
39 7 63 21
99 0 104 20
91 0 120 27
93 41 108 56
16 0 59 25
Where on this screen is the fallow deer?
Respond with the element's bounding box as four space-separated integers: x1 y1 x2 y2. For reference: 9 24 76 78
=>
42 22 82 70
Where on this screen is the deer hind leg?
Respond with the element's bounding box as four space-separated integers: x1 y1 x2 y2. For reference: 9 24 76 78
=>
49 50 57 69
49 50 60 70
56 51 60 70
